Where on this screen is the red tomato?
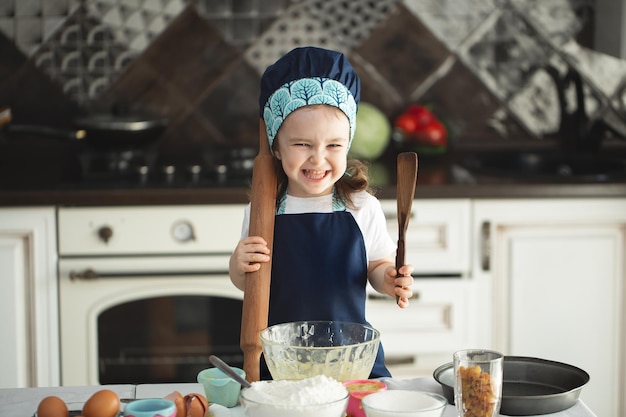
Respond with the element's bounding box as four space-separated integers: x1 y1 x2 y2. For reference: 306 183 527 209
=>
394 113 420 134
412 119 447 146
406 105 435 128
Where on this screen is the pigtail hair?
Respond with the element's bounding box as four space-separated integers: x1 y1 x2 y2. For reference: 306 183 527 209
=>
335 159 374 209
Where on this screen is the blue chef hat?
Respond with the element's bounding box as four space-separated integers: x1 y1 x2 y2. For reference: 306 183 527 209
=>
259 46 361 151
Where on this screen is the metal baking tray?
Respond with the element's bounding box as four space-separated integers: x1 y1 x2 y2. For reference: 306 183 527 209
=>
433 356 590 416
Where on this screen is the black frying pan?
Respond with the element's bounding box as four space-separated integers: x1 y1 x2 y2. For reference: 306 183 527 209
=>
433 356 590 415
0 106 168 150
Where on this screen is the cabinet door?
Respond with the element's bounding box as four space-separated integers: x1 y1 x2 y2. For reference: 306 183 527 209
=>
0 207 59 388
473 199 626 417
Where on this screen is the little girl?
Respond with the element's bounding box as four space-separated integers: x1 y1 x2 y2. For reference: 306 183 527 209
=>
229 46 414 378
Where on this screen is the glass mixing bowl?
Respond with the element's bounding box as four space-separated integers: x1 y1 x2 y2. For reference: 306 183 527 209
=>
260 321 381 382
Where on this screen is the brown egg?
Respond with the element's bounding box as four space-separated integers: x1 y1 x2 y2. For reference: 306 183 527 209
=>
164 391 186 417
82 389 120 417
184 393 209 417
37 396 68 417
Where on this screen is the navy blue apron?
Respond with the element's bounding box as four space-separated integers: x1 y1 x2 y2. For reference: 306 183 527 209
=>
260 210 391 379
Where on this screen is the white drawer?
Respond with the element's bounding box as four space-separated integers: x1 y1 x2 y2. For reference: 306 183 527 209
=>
58 205 246 256
381 199 471 274
366 280 476 359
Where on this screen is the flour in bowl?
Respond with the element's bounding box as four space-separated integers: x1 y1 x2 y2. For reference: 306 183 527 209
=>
240 375 350 417
245 375 348 406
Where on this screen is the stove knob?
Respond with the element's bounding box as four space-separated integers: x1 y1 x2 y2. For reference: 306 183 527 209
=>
216 164 227 182
137 165 149 184
98 226 113 243
162 165 175 184
188 164 201 184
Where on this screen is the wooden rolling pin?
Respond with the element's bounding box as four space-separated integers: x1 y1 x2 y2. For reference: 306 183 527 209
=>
240 120 277 382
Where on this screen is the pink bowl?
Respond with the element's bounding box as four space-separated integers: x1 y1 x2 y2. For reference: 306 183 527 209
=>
343 379 387 417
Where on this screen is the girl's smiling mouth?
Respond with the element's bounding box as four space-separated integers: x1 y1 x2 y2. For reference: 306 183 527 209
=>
303 169 329 180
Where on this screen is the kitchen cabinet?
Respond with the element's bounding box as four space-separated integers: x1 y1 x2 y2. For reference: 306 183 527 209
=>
473 198 626 417
0 207 59 388
369 200 475 377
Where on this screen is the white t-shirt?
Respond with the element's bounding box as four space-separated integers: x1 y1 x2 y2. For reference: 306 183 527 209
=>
240 190 396 262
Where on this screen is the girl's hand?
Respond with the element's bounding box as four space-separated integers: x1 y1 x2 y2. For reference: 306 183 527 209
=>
385 264 414 308
232 236 270 276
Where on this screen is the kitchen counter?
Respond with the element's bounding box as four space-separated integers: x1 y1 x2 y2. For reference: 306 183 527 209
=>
0 378 598 417
2 182 626 207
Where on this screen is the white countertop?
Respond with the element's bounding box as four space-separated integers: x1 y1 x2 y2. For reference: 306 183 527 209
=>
0 378 597 417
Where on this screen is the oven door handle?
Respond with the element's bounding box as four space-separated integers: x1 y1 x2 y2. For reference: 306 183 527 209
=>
69 268 229 280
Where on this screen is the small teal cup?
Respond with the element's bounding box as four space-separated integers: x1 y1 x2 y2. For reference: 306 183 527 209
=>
197 366 246 408
123 398 176 417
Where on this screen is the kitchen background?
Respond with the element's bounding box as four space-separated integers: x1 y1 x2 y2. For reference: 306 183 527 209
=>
1 2 626 415
1 0 626 182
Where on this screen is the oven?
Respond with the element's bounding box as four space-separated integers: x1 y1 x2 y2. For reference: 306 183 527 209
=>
57 204 246 386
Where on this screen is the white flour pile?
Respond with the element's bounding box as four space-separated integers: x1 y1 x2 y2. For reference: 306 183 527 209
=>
241 375 348 417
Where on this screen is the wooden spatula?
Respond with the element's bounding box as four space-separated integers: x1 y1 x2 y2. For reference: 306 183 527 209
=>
395 152 418 304
240 120 277 382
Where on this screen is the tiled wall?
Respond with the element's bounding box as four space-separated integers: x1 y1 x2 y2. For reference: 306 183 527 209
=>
1 0 625 158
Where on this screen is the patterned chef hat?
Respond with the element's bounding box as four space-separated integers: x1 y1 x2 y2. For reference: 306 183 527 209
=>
259 46 361 151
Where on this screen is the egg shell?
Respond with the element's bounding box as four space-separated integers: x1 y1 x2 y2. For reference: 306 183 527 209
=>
82 389 120 417
37 396 68 417
183 393 208 417
164 391 186 417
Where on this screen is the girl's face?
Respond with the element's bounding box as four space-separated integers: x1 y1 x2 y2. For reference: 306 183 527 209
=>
274 105 350 198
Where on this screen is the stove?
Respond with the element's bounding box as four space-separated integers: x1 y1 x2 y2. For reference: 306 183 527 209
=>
60 147 256 189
